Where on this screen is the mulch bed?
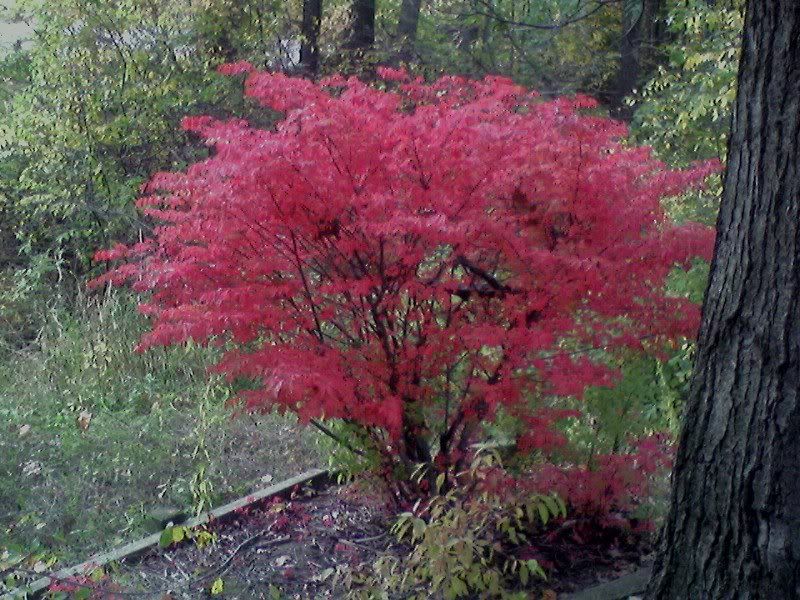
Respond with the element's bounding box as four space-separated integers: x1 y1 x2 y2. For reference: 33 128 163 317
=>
56 481 401 599
49 481 654 599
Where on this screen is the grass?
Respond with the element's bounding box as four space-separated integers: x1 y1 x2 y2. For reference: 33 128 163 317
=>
0 289 323 570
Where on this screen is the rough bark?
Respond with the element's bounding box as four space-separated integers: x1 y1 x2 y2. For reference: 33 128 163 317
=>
648 1 800 598
346 0 375 50
300 0 322 74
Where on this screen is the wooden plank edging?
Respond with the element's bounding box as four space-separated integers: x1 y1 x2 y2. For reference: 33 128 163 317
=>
561 564 652 600
5 468 328 599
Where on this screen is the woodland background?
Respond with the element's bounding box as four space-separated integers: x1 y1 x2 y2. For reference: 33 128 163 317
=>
0 0 741 594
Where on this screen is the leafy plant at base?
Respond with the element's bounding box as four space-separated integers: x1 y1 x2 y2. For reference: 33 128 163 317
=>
349 450 561 599
350 440 673 598
94 64 717 502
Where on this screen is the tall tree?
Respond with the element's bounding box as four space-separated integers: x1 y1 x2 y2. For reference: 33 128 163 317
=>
648 1 800 597
346 0 375 50
300 0 322 73
613 0 665 117
397 0 422 56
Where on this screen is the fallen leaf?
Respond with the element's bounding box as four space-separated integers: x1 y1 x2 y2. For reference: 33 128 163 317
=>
77 410 92 431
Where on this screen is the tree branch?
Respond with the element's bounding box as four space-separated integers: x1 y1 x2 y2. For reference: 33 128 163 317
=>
310 418 367 456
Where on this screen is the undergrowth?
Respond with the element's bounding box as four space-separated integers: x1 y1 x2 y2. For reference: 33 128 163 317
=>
0 290 322 572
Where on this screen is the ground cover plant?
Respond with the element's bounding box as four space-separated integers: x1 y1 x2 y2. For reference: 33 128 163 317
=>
91 64 717 595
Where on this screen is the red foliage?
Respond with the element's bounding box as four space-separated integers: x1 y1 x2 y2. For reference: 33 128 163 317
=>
49 575 93 594
531 433 675 516
93 65 716 492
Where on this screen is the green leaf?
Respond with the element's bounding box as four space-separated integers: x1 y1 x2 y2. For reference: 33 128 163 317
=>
527 559 547 580
210 576 224 595
73 589 91 600
536 502 549 526
159 527 174 548
412 517 426 541
519 563 529 586
172 526 185 543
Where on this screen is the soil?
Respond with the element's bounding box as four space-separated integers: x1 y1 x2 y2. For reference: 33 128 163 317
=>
49 481 653 599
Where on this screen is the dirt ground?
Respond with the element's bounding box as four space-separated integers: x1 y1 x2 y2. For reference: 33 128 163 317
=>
39 478 654 599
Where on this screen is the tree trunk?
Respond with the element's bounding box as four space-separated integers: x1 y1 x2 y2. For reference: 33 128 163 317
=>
397 0 422 57
346 0 375 50
648 2 800 598
300 0 322 74
612 0 665 118
198 0 242 62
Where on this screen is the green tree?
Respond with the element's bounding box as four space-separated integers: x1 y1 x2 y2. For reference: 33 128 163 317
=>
633 0 743 165
0 0 287 272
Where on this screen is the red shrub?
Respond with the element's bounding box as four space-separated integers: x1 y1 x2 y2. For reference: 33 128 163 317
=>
94 65 716 498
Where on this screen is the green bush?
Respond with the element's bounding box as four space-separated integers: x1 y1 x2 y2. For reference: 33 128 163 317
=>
350 451 563 599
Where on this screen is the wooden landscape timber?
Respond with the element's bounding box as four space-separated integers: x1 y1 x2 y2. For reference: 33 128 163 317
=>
563 564 653 600
6 468 328 599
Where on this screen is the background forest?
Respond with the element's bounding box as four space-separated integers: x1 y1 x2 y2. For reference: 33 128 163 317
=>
0 0 743 596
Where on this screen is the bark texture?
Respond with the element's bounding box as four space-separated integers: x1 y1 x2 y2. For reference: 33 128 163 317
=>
301 0 322 73
648 1 800 598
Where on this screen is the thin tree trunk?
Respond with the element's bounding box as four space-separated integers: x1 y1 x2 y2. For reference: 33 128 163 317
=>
397 0 422 58
648 1 800 598
300 0 322 74
612 0 664 118
346 0 375 50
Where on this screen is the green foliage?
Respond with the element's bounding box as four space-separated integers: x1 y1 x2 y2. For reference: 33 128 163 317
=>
319 420 383 483
633 0 743 166
626 1 742 231
1 1 211 267
0 1 293 336
564 260 707 461
0 0 294 349
158 522 217 550
575 351 690 452
372 0 620 94
193 0 296 67
210 576 225 595
0 291 321 572
0 254 71 350
350 451 563 599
